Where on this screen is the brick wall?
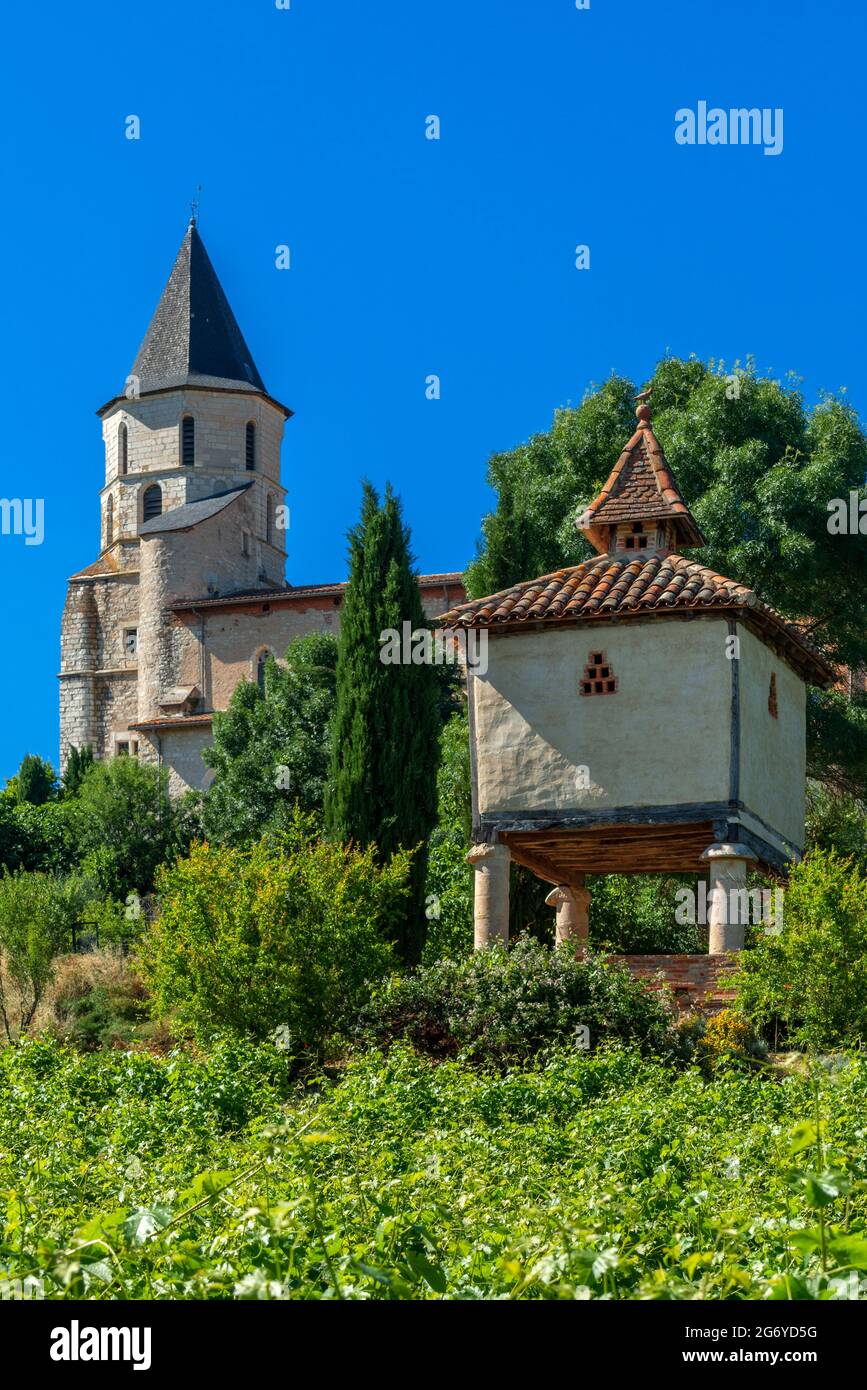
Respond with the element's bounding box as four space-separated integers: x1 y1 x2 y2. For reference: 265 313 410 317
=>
608 954 739 1014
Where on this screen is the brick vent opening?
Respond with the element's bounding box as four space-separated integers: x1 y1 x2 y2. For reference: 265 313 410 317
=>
581 650 618 696
624 523 649 551
768 672 778 718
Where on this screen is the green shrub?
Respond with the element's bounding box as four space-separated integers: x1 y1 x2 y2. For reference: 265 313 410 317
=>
358 937 676 1062
696 1008 767 1075
58 985 144 1050
733 849 867 1050
49 964 149 1051
139 812 407 1052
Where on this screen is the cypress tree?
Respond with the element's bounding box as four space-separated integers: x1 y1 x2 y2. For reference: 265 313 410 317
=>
16 753 57 805
326 482 440 964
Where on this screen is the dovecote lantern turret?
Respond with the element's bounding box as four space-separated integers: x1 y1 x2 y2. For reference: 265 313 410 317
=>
439 390 834 956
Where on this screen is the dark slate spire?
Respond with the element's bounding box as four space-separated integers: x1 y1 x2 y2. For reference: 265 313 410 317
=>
130 221 267 395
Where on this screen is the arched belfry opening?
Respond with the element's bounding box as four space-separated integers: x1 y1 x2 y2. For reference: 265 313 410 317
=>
438 389 834 963
142 483 162 522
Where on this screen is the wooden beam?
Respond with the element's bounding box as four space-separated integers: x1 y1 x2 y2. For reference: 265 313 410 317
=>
500 820 716 878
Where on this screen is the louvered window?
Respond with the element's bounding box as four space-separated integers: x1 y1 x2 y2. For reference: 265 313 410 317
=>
181 415 195 466
142 484 162 521
118 423 128 475
246 421 256 470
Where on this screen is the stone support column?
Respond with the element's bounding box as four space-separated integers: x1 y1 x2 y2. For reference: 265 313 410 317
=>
545 881 592 952
466 842 511 949
701 843 758 953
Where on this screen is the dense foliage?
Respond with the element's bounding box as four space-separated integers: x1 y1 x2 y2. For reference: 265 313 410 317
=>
0 872 132 1040
1 1037 866 1300
588 873 705 953
423 713 473 961
0 755 190 900
733 850 867 1050
326 482 441 964
62 745 94 797
15 753 58 806
358 939 676 1062
0 872 84 1038
202 633 338 845
70 757 187 899
140 813 406 1052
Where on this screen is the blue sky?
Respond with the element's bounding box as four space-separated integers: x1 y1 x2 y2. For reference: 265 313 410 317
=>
1 0 865 779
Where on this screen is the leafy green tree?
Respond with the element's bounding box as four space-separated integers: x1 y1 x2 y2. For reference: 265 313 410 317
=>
62 745 94 797
0 800 77 876
72 757 186 897
733 849 867 1049
202 633 338 846
466 358 867 794
0 871 87 1039
140 813 406 1051
15 754 57 806
325 483 441 964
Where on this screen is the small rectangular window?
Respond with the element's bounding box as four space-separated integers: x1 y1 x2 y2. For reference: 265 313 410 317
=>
124 627 138 656
241 531 250 557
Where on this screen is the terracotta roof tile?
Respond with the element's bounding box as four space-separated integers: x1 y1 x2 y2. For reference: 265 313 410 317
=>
436 550 833 687
170 573 465 613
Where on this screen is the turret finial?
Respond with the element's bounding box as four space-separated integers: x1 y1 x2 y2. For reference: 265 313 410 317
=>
635 386 653 424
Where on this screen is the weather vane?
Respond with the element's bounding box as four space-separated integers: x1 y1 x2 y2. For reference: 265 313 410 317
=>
189 184 203 227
